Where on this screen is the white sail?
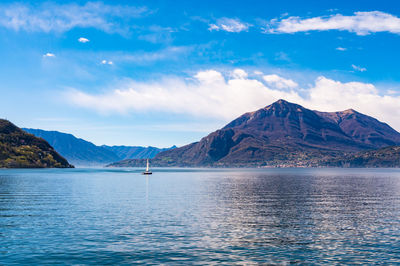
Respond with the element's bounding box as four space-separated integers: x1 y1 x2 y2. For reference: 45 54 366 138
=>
143 159 152 174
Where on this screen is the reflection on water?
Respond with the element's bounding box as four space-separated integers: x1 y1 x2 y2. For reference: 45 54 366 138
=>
1 168 400 264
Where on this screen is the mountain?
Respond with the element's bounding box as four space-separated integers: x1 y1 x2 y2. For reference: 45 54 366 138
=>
0 120 73 168
318 146 400 168
102 145 177 160
316 109 400 147
108 100 400 167
23 128 120 166
24 128 175 166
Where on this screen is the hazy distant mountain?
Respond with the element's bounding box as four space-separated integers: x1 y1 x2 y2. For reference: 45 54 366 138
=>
23 128 175 166
108 99 400 167
102 145 177 160
0 120 72 168
23 128 120 166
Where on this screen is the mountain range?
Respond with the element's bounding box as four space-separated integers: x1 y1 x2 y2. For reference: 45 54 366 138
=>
108 100 400 167
0 120 72 168
23 128 174 166
101 145 176 161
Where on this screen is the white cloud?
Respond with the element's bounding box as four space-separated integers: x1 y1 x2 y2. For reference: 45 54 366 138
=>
209 18 250 33
194 70 225 84
43 53 55 57
78 37 90 43
101 60 113 65
263 74 298 89
336 47 347 51
66 69 301 119
352 64 367 72
267 11 400 35
231 69 248 79
66 69 400 131
305 77 400 130
0 2 149 34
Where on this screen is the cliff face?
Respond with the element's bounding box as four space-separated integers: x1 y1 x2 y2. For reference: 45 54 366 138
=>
0 120 73 168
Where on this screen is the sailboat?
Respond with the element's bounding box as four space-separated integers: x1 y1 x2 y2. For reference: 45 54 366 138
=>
142 159 152 175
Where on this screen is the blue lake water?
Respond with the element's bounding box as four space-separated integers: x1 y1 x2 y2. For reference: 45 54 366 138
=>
1 168 400 264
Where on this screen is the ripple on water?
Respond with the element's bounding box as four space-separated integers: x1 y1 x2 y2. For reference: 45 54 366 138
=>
1 168 400 264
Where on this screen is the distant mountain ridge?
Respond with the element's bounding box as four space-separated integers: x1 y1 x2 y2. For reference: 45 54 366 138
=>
1 120 72 168
23 128 175 166
108 99 400 167
102 145 177 160
23 129 120 165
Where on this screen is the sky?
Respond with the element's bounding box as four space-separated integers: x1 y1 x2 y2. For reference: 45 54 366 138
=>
1 0 400 147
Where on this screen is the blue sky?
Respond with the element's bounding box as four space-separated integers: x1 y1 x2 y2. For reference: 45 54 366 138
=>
1 0 400 147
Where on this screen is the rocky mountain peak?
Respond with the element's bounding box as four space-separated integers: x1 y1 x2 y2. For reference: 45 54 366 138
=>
151 100 400 167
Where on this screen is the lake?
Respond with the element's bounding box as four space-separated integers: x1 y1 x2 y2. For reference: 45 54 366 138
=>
1 168 400 264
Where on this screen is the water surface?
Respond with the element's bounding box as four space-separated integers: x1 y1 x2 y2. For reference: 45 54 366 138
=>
1 168 400 264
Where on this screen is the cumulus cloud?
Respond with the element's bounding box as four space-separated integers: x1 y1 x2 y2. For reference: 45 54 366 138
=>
267 11 400 35
263 74 298 89
0 2 150 34
306 77 400 129
352 64 367 72
66 69 400 131
66 70 301 119
209 18 250 32
78 37 90 43
231 69 248 79
336 47 347 51
43 53 55 57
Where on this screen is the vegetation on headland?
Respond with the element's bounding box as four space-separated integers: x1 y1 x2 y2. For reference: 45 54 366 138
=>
317 146 400 168
0 119 73 168
107 146 400 168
